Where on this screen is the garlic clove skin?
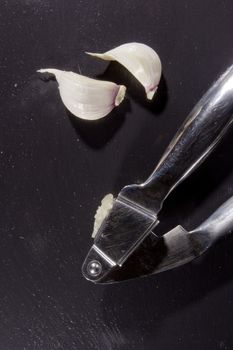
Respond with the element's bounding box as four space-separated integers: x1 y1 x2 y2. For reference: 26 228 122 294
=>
86 42 162 100
37 69 126 120
92 194 114 238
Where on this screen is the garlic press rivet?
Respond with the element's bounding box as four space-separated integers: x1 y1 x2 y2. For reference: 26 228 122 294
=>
87 260 102 277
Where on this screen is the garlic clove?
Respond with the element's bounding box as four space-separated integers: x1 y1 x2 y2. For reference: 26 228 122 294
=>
86 42 162 100
37 68 126 120
92 194 114 238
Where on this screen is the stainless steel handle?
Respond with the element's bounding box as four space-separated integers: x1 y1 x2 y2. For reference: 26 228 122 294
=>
122 65 233 213
192 196 233 245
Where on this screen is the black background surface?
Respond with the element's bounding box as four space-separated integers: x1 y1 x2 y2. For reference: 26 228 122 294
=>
1 1 233 349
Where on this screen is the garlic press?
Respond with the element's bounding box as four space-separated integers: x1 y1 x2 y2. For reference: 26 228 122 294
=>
82 64 233 284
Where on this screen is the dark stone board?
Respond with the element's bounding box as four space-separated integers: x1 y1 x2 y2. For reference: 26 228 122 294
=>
1 1 233 349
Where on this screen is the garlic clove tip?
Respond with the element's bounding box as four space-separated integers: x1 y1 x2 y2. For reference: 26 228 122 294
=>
115 85 126 106
146 85 158 100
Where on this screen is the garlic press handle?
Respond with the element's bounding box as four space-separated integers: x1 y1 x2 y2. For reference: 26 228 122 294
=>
193 196 233 245
122 65 233 213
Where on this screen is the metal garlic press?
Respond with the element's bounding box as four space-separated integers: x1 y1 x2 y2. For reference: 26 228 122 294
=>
82 64 233 284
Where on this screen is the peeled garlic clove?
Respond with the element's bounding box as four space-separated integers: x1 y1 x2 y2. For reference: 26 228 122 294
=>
86 42 162 100
37 69 126 120
92 193 114 238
